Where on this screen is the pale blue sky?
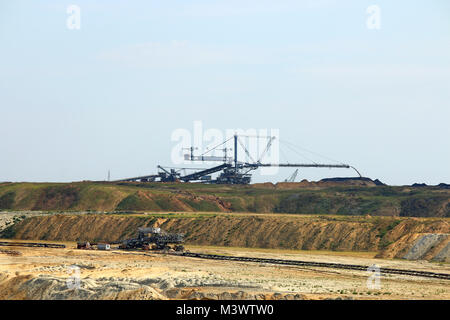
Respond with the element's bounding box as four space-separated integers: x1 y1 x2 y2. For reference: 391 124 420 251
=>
1 0 449 185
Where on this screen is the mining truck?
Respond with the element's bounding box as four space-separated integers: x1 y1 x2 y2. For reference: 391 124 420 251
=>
119 227 184 251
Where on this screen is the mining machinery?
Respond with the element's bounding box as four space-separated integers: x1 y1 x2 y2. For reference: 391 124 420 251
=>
284 169 299 182
119 227 185 251
114 134 361 184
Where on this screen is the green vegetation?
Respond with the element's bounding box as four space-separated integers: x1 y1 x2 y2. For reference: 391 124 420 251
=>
376 219 402 239
0 225 16 238
0 181 448 217
116 193 160 211
0 191 15 209
183 199 221 212
400 195 450 217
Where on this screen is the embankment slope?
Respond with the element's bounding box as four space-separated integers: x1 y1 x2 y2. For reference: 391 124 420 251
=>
4 214 449 260
1 182 449 217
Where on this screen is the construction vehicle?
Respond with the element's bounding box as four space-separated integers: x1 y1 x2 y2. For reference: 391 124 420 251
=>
97 243 111 250
119 227 184 251
114 134 361 184
77 241 92 250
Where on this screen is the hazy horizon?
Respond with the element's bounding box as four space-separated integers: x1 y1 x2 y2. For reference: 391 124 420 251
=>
1 0 449 185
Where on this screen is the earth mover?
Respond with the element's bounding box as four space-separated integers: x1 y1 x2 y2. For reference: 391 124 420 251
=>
119 227 184 252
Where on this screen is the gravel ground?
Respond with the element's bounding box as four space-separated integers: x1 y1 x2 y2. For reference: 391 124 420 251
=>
403 234 449 260
0 242 448 300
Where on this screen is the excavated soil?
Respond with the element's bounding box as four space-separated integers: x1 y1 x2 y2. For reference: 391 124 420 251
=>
3 213 449 261
0 244 448 300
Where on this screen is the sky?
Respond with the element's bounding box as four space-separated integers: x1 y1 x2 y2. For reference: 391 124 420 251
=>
0 0 449 185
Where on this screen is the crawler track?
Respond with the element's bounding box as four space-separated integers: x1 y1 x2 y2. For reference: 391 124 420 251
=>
178 252 450 280
0 241 66 249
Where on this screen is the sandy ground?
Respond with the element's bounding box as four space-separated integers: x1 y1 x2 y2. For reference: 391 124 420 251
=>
0 240 449 300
